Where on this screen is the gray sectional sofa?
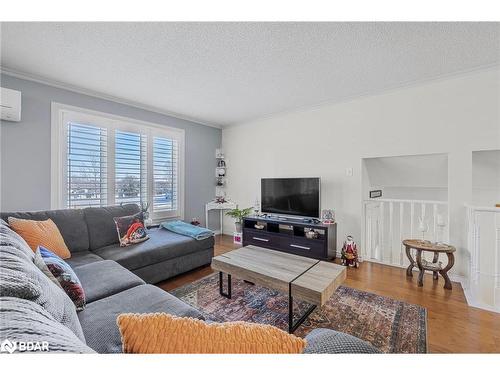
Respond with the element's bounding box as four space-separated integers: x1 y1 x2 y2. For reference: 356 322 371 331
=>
1 204 214 283
0 205 378 354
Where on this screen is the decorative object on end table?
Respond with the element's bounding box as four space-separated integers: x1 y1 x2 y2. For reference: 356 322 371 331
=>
417 217 429 241
369 190 383 198
321 209 335 224
114 212 149 247
225 206 253 233
436 214 447 244
254 223 265 230
341 235 359 268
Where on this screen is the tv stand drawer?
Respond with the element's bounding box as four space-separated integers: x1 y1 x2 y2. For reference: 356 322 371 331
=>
244 231 278 247
282 238 325 258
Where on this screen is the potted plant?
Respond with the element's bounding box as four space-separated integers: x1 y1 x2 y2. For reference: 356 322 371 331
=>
225 206 253 233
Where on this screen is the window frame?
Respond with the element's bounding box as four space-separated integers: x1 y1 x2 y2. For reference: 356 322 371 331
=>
51 102 185 221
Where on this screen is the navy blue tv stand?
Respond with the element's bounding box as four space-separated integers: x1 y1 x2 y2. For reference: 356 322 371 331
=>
242 216 337 260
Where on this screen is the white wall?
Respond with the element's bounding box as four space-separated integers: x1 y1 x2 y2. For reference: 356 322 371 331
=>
472 150 500 206
222 68 500 278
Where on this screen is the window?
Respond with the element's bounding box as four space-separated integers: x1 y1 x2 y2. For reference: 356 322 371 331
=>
114 130 147 206
67 123 108 208
153 136 178 212
52 103 184 221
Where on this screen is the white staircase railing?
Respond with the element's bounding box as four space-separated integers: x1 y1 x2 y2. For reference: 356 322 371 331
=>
465 205 500 312
362 199 449 268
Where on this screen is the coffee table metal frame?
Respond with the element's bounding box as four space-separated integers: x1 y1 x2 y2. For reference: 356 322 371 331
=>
218 258 320 334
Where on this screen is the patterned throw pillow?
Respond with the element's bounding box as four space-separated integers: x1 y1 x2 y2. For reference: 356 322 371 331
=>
33 248 63 289
38 246 86 311
113 212 149 247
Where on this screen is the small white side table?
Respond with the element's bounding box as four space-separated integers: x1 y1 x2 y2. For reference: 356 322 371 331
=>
205 200 237 235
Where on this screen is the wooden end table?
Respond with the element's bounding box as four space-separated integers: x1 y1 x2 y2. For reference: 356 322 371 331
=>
403 239 456 290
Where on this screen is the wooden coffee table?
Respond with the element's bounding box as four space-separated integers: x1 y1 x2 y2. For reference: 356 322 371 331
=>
211 245 346 333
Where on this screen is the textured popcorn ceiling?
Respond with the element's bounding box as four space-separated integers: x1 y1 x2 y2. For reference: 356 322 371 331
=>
1 22 499 126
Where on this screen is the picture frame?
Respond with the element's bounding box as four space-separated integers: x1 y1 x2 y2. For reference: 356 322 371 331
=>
369 189 382 199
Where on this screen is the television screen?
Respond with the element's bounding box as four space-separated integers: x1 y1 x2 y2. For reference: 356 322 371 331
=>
261 178 320 218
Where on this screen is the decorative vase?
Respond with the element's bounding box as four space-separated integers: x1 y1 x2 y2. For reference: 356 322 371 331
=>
418 217 429 241
235 222 242 233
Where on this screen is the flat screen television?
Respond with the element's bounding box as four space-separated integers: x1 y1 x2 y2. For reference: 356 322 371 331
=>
261 177 320 219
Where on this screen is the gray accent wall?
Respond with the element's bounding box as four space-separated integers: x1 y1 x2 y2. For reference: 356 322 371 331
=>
0 74 221 227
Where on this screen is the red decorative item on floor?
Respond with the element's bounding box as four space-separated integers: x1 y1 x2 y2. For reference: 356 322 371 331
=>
341 235 359 268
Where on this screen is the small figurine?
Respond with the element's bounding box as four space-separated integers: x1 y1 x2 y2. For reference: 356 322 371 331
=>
341 235 359 268
321 209 335 224
215 196 227 203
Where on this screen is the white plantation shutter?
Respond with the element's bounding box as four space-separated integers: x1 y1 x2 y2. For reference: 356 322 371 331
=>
115 130 147 206
67 123 108 208
55 104 184 220
152 136 179 213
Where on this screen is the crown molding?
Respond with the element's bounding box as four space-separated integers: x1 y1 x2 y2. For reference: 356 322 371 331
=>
0 66 222 129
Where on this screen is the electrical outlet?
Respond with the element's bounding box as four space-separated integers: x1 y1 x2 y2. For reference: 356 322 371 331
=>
346 167 353 177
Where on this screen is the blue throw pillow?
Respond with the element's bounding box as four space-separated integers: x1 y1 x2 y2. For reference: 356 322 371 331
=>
38 246 86 311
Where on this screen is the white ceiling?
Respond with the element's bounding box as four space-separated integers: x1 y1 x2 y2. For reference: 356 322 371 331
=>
1 22 499 127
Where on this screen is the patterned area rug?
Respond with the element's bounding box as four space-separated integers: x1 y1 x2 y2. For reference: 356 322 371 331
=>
171 273 427 353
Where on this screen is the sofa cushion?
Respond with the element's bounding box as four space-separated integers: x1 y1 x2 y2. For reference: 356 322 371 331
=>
65 251 104 269
73 260 145 303
132 247 214 284
0 222 85 342
84 204 140 250
1 208 90 253
0 297 94 353
93 228 215 271
303 328 380 354
78 284 204 353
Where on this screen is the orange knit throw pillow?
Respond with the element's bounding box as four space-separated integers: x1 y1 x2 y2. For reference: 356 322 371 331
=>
117 313 307 354
8 217 71 259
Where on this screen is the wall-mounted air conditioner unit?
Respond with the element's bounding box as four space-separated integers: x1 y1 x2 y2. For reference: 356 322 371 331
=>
0 87 22 122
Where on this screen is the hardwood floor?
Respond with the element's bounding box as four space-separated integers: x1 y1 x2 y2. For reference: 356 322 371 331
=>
157 235 500 353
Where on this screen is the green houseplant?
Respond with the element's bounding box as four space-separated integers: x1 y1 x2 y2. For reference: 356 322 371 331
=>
225 206 253 233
